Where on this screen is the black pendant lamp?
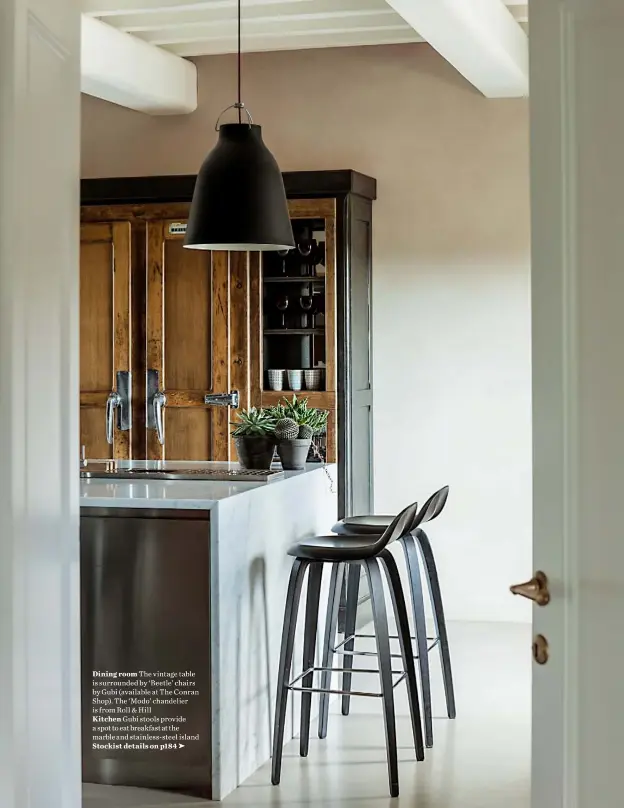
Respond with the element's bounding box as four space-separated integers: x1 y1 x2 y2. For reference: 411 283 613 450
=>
184 0 294 252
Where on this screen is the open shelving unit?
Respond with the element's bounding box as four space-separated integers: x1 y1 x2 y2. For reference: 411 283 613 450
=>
251 198 337 463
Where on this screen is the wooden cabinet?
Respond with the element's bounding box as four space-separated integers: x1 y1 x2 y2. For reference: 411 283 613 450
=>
79 221 132 460
81 170 376 516
80 207 260 462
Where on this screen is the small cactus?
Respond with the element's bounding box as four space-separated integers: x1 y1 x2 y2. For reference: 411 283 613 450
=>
275 417 299 441
298 424 314 440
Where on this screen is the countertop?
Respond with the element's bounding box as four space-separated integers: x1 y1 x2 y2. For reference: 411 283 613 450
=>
80 460 335 510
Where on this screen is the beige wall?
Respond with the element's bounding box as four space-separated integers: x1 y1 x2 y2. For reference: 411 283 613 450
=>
81 44 532 623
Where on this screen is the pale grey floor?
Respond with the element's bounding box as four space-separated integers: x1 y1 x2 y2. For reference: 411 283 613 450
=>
83 621 532 808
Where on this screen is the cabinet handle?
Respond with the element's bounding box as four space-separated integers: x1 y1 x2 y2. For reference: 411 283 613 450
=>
105 371 133 446
105 392 122 445
146 369 167 446
153 391 167 446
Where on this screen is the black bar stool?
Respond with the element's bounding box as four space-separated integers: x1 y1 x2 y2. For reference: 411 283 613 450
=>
328 486 455 749
271 503 425 798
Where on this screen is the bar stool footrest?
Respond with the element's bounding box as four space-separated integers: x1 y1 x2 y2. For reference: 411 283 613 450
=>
287 665 406 697
333 632 440 658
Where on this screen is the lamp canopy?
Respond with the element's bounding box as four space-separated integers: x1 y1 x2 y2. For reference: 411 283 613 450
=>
184 0 294 252
184 122 294 252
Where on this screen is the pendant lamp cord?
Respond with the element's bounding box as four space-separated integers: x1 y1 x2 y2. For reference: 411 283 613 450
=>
237 0 242 123
214 0 254 130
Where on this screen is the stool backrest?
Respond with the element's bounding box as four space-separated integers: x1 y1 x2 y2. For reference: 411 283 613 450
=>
417 486 450 525
370 501 419 554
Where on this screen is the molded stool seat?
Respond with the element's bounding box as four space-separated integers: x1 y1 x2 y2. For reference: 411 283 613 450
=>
332 514 394 535
287 534 381 562
327 486 456 749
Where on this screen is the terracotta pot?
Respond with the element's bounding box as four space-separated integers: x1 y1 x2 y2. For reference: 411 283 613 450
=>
277 438 312 470
234 436 275 470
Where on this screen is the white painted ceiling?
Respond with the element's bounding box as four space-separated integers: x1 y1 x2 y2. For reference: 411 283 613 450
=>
82 0 529 58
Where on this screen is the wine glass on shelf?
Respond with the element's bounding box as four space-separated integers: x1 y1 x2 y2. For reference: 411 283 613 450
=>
275 295 289 329
299 295 314 328
297 239 314 277
277 247 291 275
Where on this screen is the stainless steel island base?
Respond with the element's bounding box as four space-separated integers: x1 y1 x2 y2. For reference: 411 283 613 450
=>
81 508 212 798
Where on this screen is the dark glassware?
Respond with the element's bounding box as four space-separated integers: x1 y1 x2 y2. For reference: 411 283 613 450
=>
298 239 314 277
277 247 291 275
299 295 313 328
275 295 289 328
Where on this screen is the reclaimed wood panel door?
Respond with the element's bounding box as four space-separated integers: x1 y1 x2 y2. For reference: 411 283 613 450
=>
79 222 132 459
146 220 250 461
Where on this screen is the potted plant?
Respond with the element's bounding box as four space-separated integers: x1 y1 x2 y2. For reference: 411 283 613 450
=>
231 407 277 470
269 395 329 470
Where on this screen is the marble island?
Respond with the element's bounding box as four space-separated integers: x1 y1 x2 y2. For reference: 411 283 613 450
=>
80 459 332 508
80 461 337 800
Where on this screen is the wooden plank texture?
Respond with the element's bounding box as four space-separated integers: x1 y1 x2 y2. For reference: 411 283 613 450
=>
146 220 165 460
82 202 191 224
112 221 132 459
229 252 249 458
79 220 133 460
211 251 230 461
249 252 263 408
288 198 336 219
324 209 337 394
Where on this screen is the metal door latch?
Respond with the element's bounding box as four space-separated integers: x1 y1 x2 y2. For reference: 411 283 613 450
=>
204 391 240 408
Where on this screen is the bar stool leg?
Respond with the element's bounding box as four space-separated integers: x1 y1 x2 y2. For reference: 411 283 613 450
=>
271 558 309 786
415 528 456 720
300 563 323 757
381 550 425 762
341 563 360 716
400 534 434 747
318 562 346 739
365 557 399 798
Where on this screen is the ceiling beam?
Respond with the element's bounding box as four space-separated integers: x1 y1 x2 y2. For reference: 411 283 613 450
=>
83 0 310 16
385 0 529 98
153 22 411 45
121 7 398 34
140 17 411 45
81 15 197 114
168 28 420 56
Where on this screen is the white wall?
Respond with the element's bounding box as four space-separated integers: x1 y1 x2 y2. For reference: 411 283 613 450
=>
81 43 532 623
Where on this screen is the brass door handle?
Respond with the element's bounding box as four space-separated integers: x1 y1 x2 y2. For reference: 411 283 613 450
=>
510 571 550 606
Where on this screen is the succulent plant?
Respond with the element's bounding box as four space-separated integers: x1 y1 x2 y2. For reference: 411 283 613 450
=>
298 424 314 440
268 395 329 435
275 417 299 441
231 407 277 437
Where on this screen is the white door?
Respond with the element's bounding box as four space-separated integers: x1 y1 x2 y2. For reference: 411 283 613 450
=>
0 2 81 808
531 1 624 806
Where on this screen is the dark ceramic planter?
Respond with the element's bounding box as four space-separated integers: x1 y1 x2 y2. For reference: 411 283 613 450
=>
277 438 312 471
234 436 276 470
